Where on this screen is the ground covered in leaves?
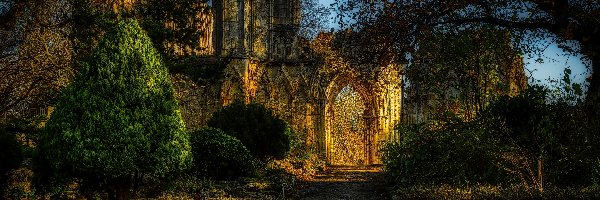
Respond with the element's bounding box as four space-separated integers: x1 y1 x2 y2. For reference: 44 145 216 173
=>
295 166 390 200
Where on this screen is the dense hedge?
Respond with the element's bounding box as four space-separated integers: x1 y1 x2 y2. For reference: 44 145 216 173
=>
383 119 509 186
391 184 600 200
190 127 255 180
37 19 191 197
483 86 600 186
0 127 22 174
0 127 23 196
383 86 600 188
207 100 291 160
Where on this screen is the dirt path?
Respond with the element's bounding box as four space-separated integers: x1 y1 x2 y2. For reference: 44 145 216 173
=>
296 166 390 200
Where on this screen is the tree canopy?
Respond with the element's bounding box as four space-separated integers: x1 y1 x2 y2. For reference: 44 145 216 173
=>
333 0 599 115
405 29 526 121
72 0 212 60
300 0 332 39
0 0 74 120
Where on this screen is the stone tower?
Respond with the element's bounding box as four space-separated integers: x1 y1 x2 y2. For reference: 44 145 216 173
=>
212 0 301 60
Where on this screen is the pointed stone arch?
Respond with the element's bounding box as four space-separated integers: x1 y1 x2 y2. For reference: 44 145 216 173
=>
322 72 379 165
271 66 294 118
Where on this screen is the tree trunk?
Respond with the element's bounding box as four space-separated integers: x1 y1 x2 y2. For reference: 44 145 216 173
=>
586 55 599 120
108 189 116 200
585 36 600 126
581 28 599 120
117 176 132 200
537 157 543 193
107 176 132 200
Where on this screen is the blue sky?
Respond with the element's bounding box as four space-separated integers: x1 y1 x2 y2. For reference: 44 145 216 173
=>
316 0 591 91
522 39 590 87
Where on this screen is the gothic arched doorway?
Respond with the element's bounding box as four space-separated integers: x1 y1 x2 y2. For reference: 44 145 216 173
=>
330 85 367 165
324 74 378 166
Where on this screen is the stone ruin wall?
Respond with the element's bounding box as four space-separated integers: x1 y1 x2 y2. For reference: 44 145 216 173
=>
166 0 403 164
172 35 404 164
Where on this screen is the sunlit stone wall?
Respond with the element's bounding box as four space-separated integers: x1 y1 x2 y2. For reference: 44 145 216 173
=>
172 32 404 165
139 0 404 165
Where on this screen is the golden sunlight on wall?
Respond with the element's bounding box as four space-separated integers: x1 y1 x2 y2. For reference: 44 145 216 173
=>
376 64 403 143
330 85 367 166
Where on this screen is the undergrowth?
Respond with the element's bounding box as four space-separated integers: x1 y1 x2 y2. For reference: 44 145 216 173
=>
391 184 600 200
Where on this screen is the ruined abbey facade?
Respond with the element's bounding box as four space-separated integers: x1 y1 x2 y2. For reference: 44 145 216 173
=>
1 0 524 166
168 0 403 165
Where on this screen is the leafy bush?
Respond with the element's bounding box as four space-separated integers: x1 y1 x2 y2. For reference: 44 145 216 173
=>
391 184 600 200
544 104 599 186
0 127 23 175
190 127 255 180
482 85 553 158
382 118 509 186
3 168 36 200
37 19 191 199
207 100 291 160
483 85 600 186
384 85 600 189
0 127 23 196
270 129 326 180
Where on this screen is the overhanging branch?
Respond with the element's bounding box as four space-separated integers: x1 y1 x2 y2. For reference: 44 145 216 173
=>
436 16 556 32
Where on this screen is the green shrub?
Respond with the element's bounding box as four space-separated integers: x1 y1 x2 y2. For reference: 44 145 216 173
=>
382 119 509 186
37 19 191 199
483 85 600 186
207 100 291 160
483 85 553 157
543 103 600 186
190 127 255 180
391 184 600 199
0 128 22 175
0 127 23 196
385 85 600 189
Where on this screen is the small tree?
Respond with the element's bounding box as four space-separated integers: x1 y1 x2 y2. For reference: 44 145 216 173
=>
38 19 191 199
207 100 291 160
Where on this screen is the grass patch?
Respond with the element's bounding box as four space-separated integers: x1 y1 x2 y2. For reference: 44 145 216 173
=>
391 184 600 199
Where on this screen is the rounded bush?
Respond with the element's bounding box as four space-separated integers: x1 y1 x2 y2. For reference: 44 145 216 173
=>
38 19 191 186
207 100 291 160
190 127 255 180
